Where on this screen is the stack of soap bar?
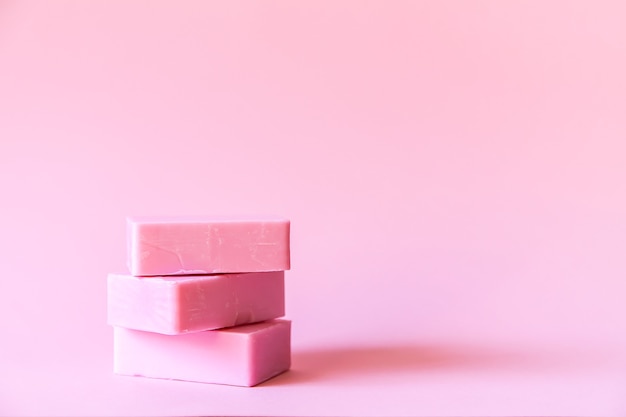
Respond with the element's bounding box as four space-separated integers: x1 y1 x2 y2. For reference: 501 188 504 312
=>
108 216 291 387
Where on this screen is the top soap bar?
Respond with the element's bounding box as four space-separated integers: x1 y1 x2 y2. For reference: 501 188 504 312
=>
127 216 290 276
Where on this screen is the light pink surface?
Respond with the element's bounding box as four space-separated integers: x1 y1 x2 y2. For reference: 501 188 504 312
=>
114 319 291 387
127 216 290 276
107 271 285 334
2 1 626 415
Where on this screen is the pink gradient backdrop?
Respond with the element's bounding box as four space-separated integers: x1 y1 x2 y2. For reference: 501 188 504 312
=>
1 1 626 415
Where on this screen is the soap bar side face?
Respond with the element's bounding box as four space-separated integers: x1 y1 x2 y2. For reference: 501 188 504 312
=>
128 221 211 276
113 319 291 387
177 271 285 333
113 327 249 386
127 217 290 276
107 274 179 334
247 320 292 386
207 221 290 273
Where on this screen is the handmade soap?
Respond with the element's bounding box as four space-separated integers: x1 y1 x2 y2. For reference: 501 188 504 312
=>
114 319 291 387
127 216 290 276
108 271 284 334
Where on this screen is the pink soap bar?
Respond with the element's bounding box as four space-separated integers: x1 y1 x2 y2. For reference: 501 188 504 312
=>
107 271 284 334
127 216 290 276
114 319 291 387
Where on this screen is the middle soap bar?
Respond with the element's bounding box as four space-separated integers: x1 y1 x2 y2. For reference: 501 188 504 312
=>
107 271 285 334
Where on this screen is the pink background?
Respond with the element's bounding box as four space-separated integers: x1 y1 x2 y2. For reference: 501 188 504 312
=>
1 1 626 415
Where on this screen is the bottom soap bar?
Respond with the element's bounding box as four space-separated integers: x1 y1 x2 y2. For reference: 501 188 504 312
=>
114 319 291 387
